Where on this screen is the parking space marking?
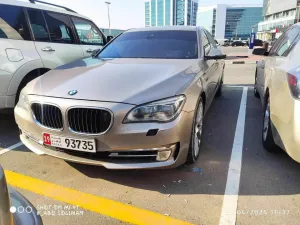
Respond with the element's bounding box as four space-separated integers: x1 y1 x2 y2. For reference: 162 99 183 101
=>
0 142 23 155
224 85 252 88
219 87 248 225
4 170 193 225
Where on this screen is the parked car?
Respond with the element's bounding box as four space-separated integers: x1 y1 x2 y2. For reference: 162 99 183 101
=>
15 26 226 169
223 40 232 46
254 39 263 46
0 0 108 110
254 24 300 163
231 40 246 47
0 166 42 225
216 39 229 46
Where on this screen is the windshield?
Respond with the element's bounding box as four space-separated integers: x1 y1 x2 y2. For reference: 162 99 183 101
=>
98 30 198 59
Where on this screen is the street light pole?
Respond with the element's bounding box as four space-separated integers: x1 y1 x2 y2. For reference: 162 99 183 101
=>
105 1 111 35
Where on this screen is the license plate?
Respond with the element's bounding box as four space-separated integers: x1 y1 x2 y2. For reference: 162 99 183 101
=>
43 133 96 153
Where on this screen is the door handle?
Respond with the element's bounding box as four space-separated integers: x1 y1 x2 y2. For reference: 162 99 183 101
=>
41 47 55 52
86 49 93 53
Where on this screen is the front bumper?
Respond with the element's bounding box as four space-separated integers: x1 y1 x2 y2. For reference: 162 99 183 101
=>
15 96 194 169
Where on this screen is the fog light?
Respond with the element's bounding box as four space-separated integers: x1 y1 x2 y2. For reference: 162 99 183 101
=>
156 150 172 161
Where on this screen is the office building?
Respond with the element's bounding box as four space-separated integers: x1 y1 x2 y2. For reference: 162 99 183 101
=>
197 4 263 40
145 0 198 27
257 0 300 41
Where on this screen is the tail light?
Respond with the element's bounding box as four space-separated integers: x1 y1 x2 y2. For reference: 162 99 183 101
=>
287 67 300 99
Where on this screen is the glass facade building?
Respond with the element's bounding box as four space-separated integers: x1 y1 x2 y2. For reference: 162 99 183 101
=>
144 0 198 27
257 0 299 41
197 4 263 40
145 1 150 27
225 7 263 39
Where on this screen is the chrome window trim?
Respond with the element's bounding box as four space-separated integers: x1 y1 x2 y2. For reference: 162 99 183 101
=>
66 106 114 136
30 101 64 131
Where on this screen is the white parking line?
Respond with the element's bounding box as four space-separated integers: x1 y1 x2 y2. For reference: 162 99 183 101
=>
0 142 23 155
224 85 253 88
219 87 248 225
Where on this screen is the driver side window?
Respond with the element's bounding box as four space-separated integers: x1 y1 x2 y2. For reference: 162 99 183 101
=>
71 17 105 46
201 30 211 56
204 30 217 48
275 28 299 57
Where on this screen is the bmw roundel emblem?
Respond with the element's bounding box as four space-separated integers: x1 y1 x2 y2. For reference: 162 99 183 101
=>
68 90 78 96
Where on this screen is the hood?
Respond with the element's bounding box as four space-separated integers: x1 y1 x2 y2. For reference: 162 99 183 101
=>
27 58 199 105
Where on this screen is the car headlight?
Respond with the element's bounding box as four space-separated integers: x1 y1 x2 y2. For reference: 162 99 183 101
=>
123 95 186 123
18 90 29 109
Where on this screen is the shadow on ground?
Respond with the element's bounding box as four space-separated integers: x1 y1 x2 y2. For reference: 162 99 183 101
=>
67 87 300 196
0 110 20 149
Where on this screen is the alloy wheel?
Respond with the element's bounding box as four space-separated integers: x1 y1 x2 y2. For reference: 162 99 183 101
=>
263 101 270 141
194 101 203 157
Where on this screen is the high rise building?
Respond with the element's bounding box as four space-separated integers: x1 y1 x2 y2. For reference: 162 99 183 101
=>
144 0 198 27
197 4 263 40
258 0 300 41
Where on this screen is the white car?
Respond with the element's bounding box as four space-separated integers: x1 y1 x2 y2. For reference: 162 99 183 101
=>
0 0 108 110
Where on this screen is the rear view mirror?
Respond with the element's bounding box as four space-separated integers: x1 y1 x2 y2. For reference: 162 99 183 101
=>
107 35 114 42
252 48 266 56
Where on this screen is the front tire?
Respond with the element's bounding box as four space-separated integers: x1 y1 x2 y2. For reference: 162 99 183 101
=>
186 97 204 164
262 97 279 152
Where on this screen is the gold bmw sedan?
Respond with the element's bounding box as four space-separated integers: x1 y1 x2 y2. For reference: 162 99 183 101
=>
255 24 300 163
14 27 226 169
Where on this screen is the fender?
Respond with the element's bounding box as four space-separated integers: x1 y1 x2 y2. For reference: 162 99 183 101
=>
7 60 56 96
180 68 207 113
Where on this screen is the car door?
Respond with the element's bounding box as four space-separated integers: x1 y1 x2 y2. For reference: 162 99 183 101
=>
26 8 84 69
0 4 39 102
260 31 287 98
70 16 106 58
204 30 224 90
269 27 300 120
201 30 217 108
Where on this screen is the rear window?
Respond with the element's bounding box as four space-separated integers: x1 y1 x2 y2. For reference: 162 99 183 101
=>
0 4 31 41
98 30 198 59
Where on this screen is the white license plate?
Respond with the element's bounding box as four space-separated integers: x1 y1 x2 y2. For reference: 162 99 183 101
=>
43 133 96 153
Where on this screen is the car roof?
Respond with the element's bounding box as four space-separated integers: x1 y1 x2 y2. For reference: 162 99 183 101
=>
0 0 89 20
125 26 201 33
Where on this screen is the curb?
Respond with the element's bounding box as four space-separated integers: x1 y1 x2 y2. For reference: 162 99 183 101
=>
225 61 257 65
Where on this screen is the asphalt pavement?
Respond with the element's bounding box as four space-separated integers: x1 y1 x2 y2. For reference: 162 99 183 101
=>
1 48 299 225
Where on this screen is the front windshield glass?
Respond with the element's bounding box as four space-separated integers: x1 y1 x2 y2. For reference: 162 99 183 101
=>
98 30 198 59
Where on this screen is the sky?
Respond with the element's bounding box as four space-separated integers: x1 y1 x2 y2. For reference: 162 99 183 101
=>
21 0 263 30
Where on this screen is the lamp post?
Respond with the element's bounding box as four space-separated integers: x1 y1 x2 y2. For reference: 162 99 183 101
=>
105 1 111 35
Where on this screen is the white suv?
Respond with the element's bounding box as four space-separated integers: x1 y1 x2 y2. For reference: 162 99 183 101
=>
0 0 108 109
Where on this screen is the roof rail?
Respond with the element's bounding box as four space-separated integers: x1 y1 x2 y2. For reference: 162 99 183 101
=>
28 0 77 13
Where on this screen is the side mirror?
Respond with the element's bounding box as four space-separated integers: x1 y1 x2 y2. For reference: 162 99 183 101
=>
252 48 266 56
205 54 227 60
91 49 100 57
107 35 114 42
